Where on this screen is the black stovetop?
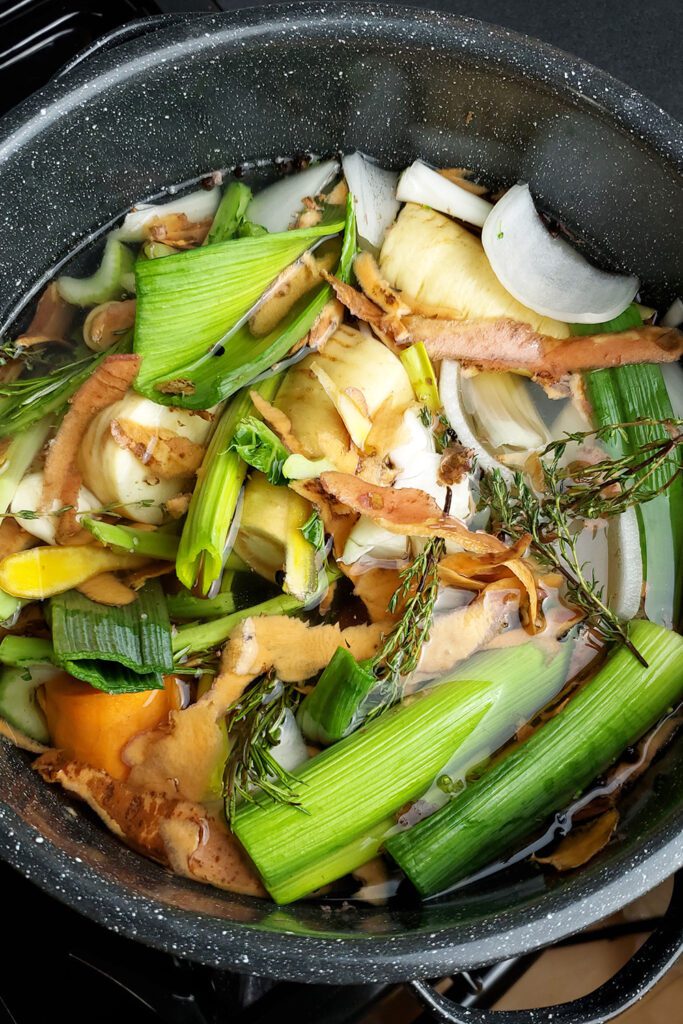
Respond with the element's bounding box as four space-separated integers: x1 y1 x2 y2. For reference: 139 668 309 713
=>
0 2 680 1022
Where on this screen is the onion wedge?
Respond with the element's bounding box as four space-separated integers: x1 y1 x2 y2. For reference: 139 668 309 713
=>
342 152 399 249
481 184 639 323
246 160 339 233
397 160 493 228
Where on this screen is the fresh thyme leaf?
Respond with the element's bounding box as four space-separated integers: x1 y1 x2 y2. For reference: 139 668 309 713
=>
0 497 159 523
223 673 302 824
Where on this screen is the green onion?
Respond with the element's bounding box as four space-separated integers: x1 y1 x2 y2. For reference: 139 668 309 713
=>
233 641 572 903
57 236 136 307
0 415 52 509
81 518 178 560
386 620 683 897
578 304 683 627
400 342 441 412
133 219 344 405
175 376 281 595
298 647 376 744
0 635 54 666
49 581 174 693
172 593 303 657
206 182 252 245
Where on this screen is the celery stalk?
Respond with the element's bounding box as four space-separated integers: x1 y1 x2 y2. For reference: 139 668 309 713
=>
171 593 303 656
175 376 281 595
0 635 54 666
206 182 252 245
57 236 135 307
387 620 683 897
578 304 683 627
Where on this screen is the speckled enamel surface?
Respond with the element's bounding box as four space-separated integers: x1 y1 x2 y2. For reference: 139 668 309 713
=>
0 2 681 985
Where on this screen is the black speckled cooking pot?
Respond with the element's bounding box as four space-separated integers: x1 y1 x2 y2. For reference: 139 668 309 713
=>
0 6 681 1021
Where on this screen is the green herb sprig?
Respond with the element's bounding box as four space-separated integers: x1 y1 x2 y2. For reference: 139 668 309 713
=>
223 673 303 823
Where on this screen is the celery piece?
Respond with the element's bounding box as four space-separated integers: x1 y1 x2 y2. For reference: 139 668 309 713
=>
81 518 178 560
400 342 441 412
166 573 279 620
387 620 683 897
578 304 683 627
0 636 54 666
0 664 55 743
0 590 22 627
206 182 252 245
57 236 135 307
298 647 377 744
175 375 281 595
0 415 53 511
133 219 344 405
237 221 268 238
172 593 303 656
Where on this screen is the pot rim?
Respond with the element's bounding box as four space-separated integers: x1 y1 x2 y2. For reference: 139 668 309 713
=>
0 2 681 982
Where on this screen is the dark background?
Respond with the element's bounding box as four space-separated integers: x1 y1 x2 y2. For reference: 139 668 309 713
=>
1 0 681 122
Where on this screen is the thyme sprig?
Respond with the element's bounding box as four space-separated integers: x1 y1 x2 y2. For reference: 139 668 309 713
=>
223 673 302 823
367 489 452 716
0 498 158 522
479 418 683 665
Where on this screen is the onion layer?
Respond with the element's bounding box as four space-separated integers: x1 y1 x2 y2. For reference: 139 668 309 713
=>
115 188 220 242
246 160 339 233
396 160 493 228
342 152 399 249
481 184 639 323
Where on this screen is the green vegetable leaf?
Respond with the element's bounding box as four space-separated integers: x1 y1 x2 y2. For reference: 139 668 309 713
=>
300 510 325 551
229 416 289 485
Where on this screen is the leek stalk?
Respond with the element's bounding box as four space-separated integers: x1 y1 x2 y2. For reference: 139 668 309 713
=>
233 641 572 903
49 581 174 692
387 620 683 897
297 647 377 744
172 593 303 656
81 518 179 560
133 219 345 406
578 304 683 627
175 375 281 595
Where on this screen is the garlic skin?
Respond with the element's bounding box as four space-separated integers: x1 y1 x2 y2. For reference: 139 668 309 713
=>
79 392 214 524
11 471 99 545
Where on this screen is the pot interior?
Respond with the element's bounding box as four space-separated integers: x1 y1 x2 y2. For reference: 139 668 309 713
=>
0 4 681 980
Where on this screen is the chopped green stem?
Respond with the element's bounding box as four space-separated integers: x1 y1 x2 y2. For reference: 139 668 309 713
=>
0 635 54 666
386 620 683 897
206 182 252 245
172 593 303 657
81 518 179 560
400 342 441 412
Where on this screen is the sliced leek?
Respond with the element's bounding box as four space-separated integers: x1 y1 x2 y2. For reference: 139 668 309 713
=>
49 581 173 693
387 621 683 896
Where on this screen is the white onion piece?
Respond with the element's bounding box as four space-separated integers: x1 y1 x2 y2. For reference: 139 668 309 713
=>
396 160 493 228
342 152 399 249
246 159 339 233
461 371 550 457
481 184 639 323
115 188 221 242
440 361 550 477
11 472 99 545
606 506 643 621
269 708 309 772
661 296 683 328
661 362 683 418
